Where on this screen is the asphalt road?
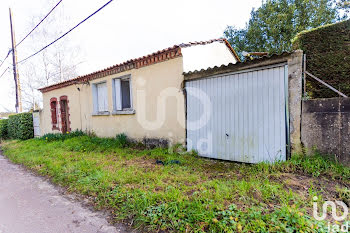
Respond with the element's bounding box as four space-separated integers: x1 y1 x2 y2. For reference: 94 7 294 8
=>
0 154 128 233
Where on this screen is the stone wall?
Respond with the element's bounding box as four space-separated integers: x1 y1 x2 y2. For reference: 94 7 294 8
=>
301 97 350 165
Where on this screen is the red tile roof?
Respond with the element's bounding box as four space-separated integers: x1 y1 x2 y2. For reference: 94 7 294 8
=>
39 38 239 93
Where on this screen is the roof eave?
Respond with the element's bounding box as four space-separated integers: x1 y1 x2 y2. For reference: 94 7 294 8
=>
38 46 183 93
38 38 242 93
222 38 241 62
183 51 293 81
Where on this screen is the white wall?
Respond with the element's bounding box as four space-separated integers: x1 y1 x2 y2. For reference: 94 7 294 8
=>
181 42 237 73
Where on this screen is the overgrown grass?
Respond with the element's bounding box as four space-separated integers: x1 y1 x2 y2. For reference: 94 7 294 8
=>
39 130 87 142
1 136 349 232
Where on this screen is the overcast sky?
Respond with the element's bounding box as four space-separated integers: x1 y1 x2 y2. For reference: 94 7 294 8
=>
0 0 262 112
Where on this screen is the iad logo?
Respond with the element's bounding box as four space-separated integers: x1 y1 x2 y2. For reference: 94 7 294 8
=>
313 196 348 221
313 196 349 232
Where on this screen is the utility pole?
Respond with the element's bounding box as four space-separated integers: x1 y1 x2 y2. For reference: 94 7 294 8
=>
9 8 22 113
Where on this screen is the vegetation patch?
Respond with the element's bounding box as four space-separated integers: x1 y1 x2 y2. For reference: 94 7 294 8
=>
0 119 8 139
1 136 349 232
7 113 34 140
293 20 350 98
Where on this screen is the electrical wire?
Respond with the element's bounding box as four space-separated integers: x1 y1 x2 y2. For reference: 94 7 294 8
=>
16 0 63 48
18 0 114 65
0 49 12 70
0 67 10 79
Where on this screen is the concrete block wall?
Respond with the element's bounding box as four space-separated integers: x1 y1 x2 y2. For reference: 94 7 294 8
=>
301 97 350 165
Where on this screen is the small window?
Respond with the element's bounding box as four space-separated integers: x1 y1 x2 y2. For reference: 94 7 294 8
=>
51 101 58 124
113 76 132 111
50 97 59 129
92 82 108 113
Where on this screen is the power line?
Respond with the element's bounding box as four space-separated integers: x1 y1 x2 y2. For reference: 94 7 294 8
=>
16 0 63 48
18 0 114 65
0 67 10 79
0 49 12 70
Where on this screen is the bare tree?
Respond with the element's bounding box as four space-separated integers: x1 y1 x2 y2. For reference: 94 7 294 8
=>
19 0 83 111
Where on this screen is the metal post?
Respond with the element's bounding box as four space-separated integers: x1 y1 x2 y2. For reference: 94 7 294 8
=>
303 54 306 97
305 71 348 98
9 8 22 113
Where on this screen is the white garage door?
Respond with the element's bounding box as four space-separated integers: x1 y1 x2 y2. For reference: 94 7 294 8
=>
186 64 289 163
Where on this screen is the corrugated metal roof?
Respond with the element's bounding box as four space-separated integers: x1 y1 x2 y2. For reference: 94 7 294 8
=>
184 51 292 76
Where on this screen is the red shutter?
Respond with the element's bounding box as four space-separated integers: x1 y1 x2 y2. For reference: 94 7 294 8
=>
50 98 58 126
50 102 57 124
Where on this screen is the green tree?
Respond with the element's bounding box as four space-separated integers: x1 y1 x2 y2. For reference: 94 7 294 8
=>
337 0 350 11
224 0 348 59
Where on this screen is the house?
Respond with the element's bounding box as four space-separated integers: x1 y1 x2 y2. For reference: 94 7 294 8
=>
38 39 239 146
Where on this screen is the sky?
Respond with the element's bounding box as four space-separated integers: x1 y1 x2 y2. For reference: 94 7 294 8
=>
0 0 262 112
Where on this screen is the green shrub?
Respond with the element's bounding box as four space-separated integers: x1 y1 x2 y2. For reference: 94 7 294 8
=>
39 132 130 151
0 119 9 139
116 133 129 148
7 113 34 140
40 130 86 142
292 20 350 98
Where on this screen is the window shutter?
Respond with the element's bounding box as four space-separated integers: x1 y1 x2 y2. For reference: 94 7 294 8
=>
102 84 108 111
97 83 107 111
92 84 98 113
50 101 57 124
114 79 122 110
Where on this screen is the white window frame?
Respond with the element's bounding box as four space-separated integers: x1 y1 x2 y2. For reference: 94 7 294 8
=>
92 81 109 115
112 75 135 115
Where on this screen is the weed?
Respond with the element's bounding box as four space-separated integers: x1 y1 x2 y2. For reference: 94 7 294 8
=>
1 138 349 232
39 130 86 142
336 187 350 205
116 133 129 148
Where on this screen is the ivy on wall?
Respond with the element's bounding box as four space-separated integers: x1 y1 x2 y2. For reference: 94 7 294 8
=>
292 20 350 98
7 113 34 140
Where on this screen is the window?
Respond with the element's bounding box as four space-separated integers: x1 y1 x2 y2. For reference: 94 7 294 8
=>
50 97 59 130
51 101 58 124
113 76 133 112
92 82 108 113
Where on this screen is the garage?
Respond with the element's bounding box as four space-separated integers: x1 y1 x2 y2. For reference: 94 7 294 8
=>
184 52 304 163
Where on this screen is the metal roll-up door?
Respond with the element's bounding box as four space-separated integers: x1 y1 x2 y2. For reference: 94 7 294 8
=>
186 64 288 163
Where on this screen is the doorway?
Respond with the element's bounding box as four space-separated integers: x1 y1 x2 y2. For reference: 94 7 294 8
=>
60 96 70 134
186 64 288 163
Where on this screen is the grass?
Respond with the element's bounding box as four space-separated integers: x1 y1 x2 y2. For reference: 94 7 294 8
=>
1 134 349 232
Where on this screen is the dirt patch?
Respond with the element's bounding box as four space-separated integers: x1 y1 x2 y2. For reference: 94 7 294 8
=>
273 173 344 201
120 157 156 170
194 159 244 181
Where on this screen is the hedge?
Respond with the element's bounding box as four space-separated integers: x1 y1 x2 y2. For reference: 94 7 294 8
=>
0 119 8 139
8 113 34 140
292 20 350 98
